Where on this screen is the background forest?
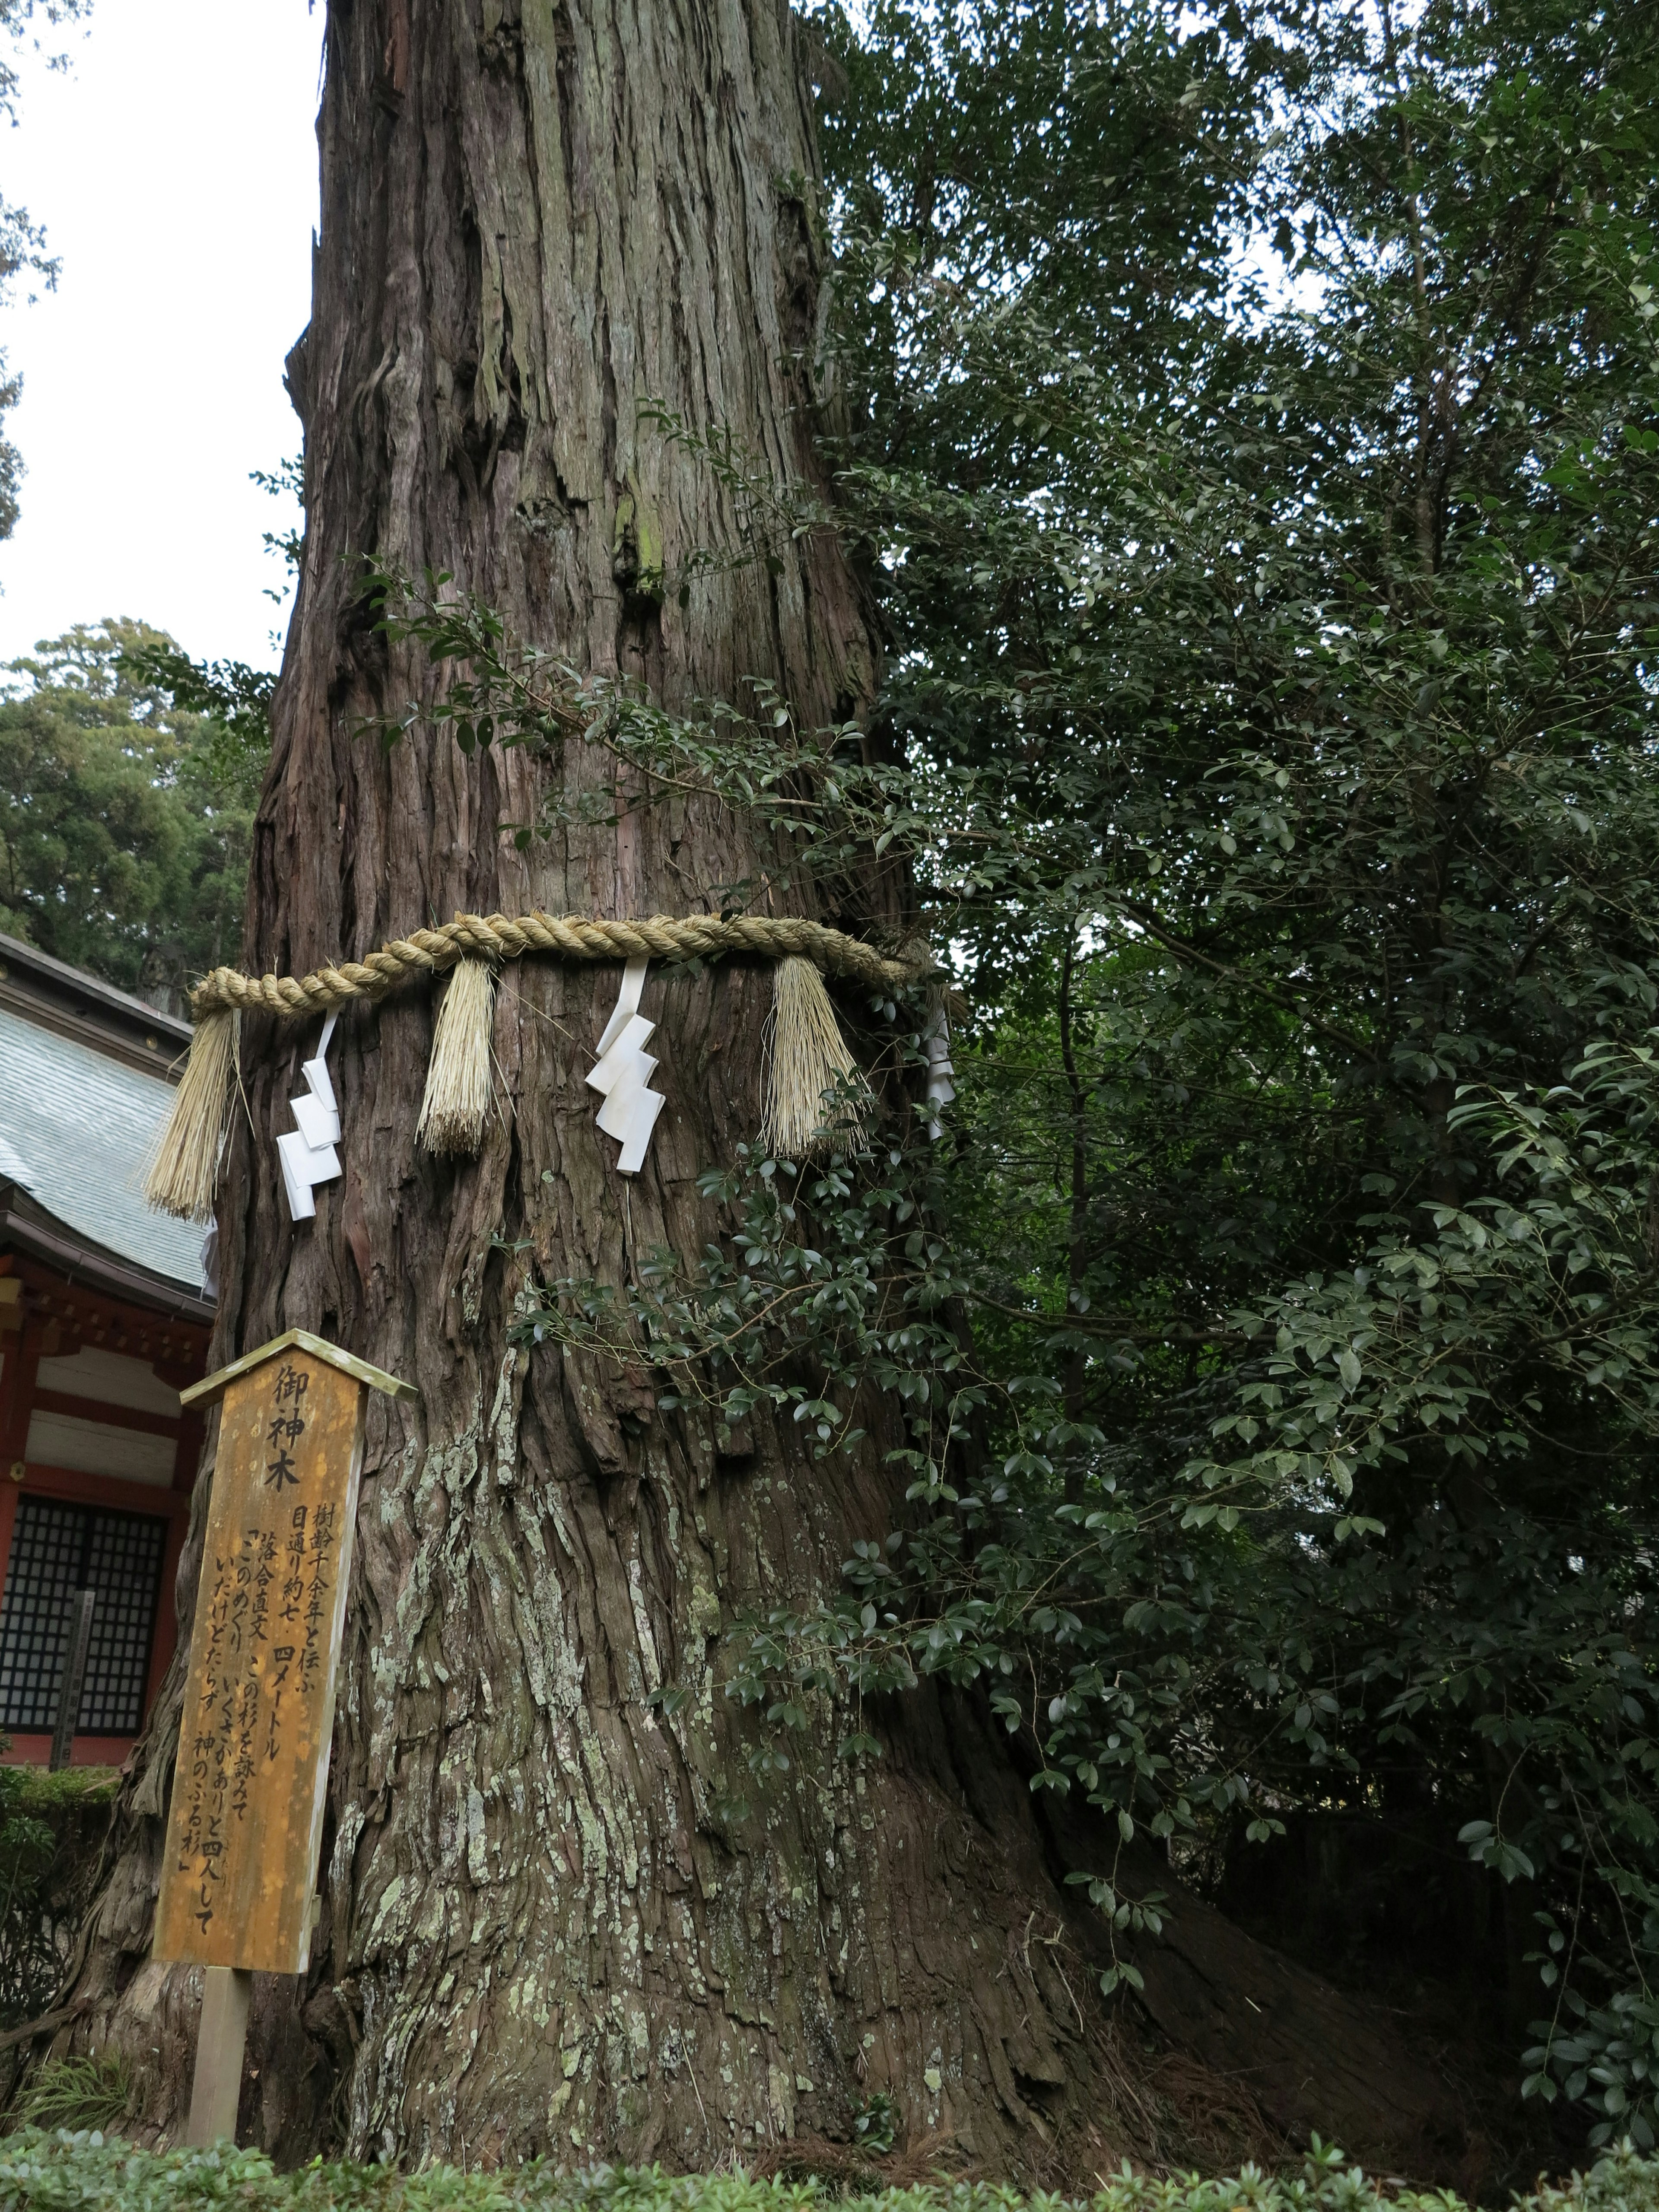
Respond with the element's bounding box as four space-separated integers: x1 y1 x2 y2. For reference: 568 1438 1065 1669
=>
5 0 1656 2165
0 622 260 1012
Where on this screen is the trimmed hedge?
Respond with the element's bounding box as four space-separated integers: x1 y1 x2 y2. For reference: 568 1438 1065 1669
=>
1 2136 1658 2212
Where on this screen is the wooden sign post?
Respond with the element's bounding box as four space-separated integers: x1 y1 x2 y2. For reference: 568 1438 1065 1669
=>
156 1329 416 2147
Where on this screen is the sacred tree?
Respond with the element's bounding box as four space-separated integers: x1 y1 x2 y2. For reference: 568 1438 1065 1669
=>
58 0 1459 2175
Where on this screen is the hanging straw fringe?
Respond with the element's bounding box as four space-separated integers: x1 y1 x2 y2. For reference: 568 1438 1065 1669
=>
417 959 497 1156
760 956 870 1158
143 1009 239 1221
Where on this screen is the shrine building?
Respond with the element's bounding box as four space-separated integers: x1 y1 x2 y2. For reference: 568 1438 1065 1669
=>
0 934 214 1764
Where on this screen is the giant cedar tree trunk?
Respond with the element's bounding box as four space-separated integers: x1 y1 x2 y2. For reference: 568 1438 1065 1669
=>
56 0 1471 2180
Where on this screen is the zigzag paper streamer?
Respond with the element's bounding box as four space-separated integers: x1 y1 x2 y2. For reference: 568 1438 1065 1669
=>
923 1007 956 1139
587 957 666 1175
277 1012 343 1220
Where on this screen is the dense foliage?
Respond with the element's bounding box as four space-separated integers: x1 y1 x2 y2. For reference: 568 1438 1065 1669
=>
0 621 257 1011
798 0 1659 2147
2 2134 1656 2212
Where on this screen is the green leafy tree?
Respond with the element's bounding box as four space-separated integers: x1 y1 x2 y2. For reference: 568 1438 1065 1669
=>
0 620 257 1011
794 0 1659 2148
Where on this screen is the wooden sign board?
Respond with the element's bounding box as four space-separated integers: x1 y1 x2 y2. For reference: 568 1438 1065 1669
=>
155 1330 415 1977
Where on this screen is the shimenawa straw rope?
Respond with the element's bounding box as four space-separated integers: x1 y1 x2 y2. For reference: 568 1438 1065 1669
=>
189 910 920 1021
146 911 933 1221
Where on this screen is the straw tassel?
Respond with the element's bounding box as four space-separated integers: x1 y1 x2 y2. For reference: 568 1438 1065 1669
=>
759 956 869 1157
417 959 498 1156
143 1008 239 1220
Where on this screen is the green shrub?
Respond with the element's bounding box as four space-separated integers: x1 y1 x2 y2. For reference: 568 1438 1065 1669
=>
0 2136 1656 2212
0 1746 63 2028
11 1769 121 1818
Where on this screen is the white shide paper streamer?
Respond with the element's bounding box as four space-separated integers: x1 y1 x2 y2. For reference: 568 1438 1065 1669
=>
923 1007 956 1139
587 956 666 1175
278 1012 343 1221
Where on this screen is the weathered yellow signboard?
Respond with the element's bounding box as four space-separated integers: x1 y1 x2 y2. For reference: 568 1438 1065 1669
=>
156 1329 416 1979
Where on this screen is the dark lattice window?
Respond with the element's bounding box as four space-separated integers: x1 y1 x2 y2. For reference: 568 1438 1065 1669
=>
78 1513 168 1733
0 1498 166 1736
0 1499 81 1733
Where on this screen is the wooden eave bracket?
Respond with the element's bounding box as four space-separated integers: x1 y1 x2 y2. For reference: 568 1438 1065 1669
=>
180 1326 420 1411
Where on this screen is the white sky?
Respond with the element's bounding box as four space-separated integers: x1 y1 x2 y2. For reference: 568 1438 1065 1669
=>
0 1 324 673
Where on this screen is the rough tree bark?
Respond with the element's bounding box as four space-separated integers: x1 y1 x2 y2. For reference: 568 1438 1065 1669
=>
53 0 1471 2180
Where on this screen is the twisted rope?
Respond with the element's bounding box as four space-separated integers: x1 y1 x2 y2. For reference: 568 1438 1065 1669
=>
190 911 929 1022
